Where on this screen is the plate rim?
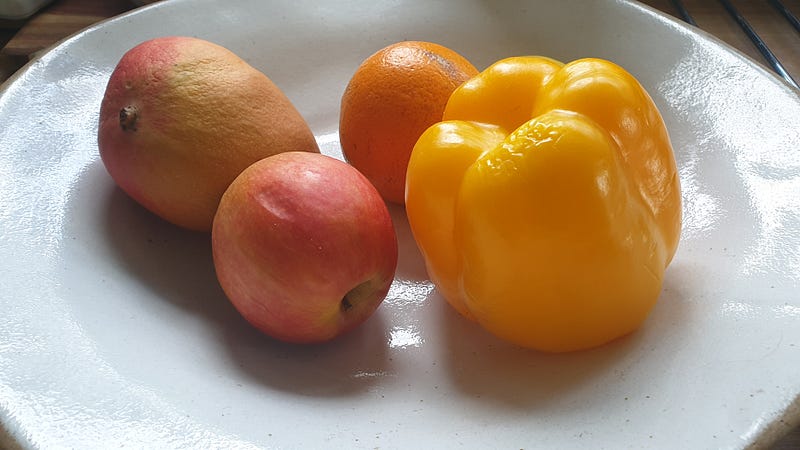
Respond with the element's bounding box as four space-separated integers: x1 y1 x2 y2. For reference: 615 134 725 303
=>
1 0 799 448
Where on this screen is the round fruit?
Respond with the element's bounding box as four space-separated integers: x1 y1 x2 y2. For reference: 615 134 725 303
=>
339 41 478 204
211 152 398 344
98 36 319 232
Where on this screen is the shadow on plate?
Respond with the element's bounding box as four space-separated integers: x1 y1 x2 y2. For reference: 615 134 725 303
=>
99 161 390 397
96 157 693 404
434 294 642 410
433 253 694 411
386 202 429 281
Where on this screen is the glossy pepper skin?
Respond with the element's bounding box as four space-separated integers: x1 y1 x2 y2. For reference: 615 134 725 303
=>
405 57 681 352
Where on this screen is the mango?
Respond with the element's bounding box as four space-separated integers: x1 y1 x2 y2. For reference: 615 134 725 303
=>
98 36 319 231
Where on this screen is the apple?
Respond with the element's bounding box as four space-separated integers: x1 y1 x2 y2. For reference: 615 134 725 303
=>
211 152 398 343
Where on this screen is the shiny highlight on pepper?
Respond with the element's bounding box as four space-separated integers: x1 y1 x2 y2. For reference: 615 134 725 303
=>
405 56 682 352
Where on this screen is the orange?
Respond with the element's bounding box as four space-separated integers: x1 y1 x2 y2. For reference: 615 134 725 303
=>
339 41 478 204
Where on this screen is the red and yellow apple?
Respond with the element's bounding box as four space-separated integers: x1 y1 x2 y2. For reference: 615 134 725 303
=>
211 152 398 343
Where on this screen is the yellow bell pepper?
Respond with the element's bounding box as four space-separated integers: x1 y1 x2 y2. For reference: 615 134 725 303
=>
405 56 681 352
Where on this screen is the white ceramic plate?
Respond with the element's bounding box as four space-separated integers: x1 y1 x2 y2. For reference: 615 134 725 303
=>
1 0 799 448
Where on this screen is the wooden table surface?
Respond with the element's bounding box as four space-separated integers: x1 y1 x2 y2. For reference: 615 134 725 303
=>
1 0 799 449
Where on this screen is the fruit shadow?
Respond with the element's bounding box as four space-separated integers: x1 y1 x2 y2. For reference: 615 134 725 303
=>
435 269 693 411
381 198 652 409
386 202 429 281
100 165 390 397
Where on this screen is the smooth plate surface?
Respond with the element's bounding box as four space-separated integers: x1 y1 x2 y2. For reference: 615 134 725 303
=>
1 0 799 448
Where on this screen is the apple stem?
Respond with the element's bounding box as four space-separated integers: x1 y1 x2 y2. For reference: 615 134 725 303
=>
341 279 373 313
119 105 139 132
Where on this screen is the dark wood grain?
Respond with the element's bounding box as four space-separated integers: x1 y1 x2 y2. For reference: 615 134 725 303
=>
1 0 134 56
642 0 800 86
